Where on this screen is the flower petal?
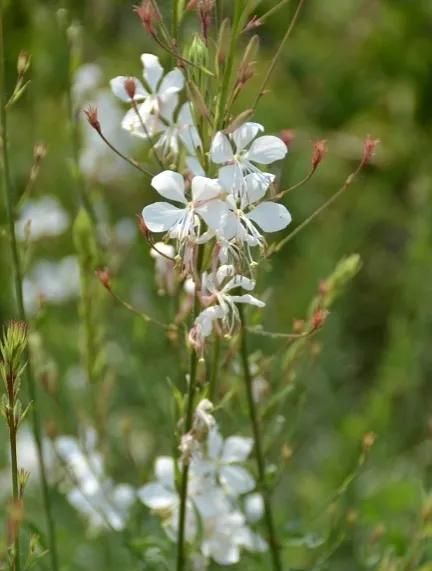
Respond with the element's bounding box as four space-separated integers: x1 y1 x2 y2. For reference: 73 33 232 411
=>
245 493 264 523
229 294 266 308
222 436 254 462
142 202 185 232
224 274 255 293
241 173 270 207
207 427 224 460
186 156 205 177
159 93 179 123
232 122 263 151
210 132 234 163
110 76 147 102
155 456 175 489
220 465 256 495
141 53 164 91
218 164 244 193
158 68 184 96
151 171 186 203
246 135 288 164
137 483 177 510
197 200 234 235
192 177 222 202
246 202 292 232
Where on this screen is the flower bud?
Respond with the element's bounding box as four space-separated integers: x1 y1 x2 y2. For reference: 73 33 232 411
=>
95 268 111 291
311 309 329 331
362 136 380 166
17 50 31 76
134 0 160 36
83 106 101 133
312 139 327 171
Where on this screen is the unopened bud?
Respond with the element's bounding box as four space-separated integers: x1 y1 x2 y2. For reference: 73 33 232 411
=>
17 50 31 76
83 106 101 132
137 214 151 239
292 319 305 334
280 129 295 147
362 431 376 451
33 142 47 163
124 77 137 100
95 268 111 290
134 0 160 36
311 309 329 331
244 15 262 32
362 135 380 166
312 139 327 171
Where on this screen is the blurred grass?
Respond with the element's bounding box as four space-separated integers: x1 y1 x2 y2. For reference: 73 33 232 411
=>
1 0 432 569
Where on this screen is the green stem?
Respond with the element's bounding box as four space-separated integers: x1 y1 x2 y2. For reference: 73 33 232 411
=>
0 6 59 571
9 418 21 571
239 305 283 571
208 336 221 402
176 249 203 571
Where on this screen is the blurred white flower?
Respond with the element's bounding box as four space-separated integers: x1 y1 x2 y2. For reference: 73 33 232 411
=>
54 429 134 531
23 256 80 314
16 196 69 241
150 241 176 295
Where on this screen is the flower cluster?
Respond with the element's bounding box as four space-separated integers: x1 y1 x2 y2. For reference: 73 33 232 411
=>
138 400 267 566
110 53 292 350
53 428 134 531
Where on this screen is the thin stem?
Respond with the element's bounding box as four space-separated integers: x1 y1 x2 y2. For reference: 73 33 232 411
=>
273 167 315 201
0 5 59 571
239 305 283 571
271 160 364 254
208 336 221 401
9 415 21 571
176 248 203 571
256 0 291 26
252 0 306 111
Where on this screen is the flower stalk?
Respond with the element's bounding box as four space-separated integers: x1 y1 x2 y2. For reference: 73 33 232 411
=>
239 305 283 571
0 5 59 570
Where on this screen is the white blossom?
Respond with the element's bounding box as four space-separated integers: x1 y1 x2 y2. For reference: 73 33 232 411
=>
16 196 69 241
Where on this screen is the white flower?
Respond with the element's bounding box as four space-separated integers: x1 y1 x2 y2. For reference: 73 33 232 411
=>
54 429 134 531
244 493 265 523
193 265 265 339
197 427 255 497
142 171 230 242
153 102 202 156
111 54 184 138
16 196 69 241
210 122 287 195
222 173 292 247
200 510 266 565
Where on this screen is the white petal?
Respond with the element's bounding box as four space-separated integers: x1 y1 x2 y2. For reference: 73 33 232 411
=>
210 132 234 164
224 274 255 292
159 93 179 123
141 53 164 91
207 427 224 459
186 156 205 177
245 493 264 523
246 135 288 164
110 76 147 102
112 484 135 509
151 171 186 203
195 306 224 337
222 436 254 462
220 465 256 495
230 294 266 308
204 541 240 566
232 122 263 151
142 202 185 232
218 163 244 193
241 173 270 207
155 456 175 489
215 264 235 285
158 68 184 96
198 200 233 234
121 106 163 138
137 483 177 510
247 202 292 232
192 177 222 202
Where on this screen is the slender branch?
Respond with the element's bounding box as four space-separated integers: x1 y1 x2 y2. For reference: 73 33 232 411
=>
270 160 365 255
252 0 306 111
239 305 283 571
208 336 221 401
254 0 291 26
0 5 59 571
176 248 203 571
8 410 21 571
273 167 315 201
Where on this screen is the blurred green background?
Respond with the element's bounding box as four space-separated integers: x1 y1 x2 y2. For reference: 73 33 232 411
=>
1 0 432 569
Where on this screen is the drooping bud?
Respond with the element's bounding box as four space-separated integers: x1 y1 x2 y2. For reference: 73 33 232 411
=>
362 135 380 166
95 268 112 291
312 139 327 171
311 309 329 331
134 0 160 36
83 106 101 133
17 50 31 76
